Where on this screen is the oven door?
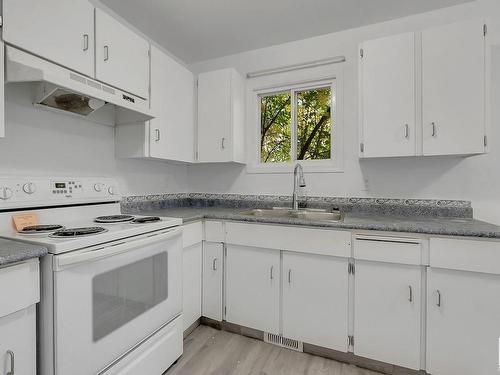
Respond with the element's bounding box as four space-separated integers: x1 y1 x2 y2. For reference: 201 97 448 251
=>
52 227 182 375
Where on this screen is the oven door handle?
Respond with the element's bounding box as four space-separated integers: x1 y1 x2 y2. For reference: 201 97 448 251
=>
54 227 181 270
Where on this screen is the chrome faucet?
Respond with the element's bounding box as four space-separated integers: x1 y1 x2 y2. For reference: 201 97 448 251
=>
292 163 306 210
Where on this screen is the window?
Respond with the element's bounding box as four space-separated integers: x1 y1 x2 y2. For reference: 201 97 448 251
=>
259 83 335 165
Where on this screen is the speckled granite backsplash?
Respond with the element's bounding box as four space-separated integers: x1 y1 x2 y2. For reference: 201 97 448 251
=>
121 193 473 218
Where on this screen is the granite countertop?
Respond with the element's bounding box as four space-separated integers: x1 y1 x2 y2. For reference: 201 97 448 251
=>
125 206 500 239
0 238 48 267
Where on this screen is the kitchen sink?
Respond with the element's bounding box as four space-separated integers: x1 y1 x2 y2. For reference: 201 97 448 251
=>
242 207 342 222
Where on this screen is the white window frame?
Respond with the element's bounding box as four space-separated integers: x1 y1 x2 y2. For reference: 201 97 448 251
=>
246 64 344 174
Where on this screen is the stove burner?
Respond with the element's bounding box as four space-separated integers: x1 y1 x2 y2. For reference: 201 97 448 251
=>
94 215 135 223
131 216 161 224
49 227 108 238
19 224 64 234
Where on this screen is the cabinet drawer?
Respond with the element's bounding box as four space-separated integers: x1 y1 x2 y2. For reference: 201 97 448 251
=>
226 222 351 257
183 222 202 248
354 235 423 265
204 220 225 242
430 238 500 275
0 260 39 317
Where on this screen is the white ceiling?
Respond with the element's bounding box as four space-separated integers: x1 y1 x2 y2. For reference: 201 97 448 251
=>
101 0 473 63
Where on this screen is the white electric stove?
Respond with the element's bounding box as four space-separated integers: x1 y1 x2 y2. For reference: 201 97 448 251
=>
0 177 184 375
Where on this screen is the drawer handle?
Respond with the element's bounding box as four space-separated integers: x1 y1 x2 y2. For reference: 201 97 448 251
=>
155 128 160 142
408 285 413 302
404 124 409 139
288 269 292 284
221 137 226 149
212 258 218 271
7 350 14 375
436 290 441 307
270 266 274 280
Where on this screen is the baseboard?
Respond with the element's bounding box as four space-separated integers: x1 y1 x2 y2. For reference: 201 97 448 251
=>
183 318 201 338
197 317 425 375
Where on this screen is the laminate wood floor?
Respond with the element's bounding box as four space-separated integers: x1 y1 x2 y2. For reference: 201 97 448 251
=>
165 325 383 375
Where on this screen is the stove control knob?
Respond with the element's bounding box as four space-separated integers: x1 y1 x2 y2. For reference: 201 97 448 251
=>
108 186 118 195
94 183 105 192
0 187 13 200
23 182 37 195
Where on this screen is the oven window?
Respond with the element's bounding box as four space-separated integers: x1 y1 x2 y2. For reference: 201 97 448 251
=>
92 252 168 341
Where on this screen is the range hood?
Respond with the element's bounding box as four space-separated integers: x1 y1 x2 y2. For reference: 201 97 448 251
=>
5 46 154 126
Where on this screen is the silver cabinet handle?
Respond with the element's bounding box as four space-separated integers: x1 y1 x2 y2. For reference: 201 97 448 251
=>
7 350 14 375
288 269 292 284
431 122 437 137
155 129 160 142
404 124 409 139
83 34 89 51
436 290 441 307
221 137 226 149
104 45 109 61
408 285 413 302
270 266 274 280
212 258 218 271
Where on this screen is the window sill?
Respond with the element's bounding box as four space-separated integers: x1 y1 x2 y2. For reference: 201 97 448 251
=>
246 161 344 174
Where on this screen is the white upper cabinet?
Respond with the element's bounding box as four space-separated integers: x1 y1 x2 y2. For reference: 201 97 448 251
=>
282 252 348 351
149 46 194 162
197 68 245 163
2 0 95 77
114 46 195 162
95 9 150 99
360 32 416 157
359 18 486 158
422 19 486 156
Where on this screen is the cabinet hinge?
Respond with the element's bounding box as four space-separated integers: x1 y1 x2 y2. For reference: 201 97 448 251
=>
0 16 3 28
483 24 487 36
224 306 227 316
348 335 354 347
360 48 364 58
360 143 364 153
484 135 488 147
348 262 355 275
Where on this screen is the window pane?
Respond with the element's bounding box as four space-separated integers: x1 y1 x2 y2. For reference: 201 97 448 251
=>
296 87 332 160
260 92 292 163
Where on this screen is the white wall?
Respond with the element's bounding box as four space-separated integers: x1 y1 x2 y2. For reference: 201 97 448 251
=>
188 0 500 224
0 84 189 195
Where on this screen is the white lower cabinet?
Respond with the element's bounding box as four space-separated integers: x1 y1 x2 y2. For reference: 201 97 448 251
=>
354 260 422 369
225 245 280 333
282 252 348 350
427 268 500 375
0 306 37 375
182 242 202 330
0 260 39 375
202 242 224 321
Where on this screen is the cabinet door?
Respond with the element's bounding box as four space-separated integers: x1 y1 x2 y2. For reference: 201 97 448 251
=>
226 245 280 333
2 0 94 77
149 46 194 162
95 9 150 98
422 19 485 156
427 268 500 375
202 242 224 321
183 242 202 330
360 32 415 157
354 261 422 370
0 306 36 375
197 69 232 162
282 252 348 351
